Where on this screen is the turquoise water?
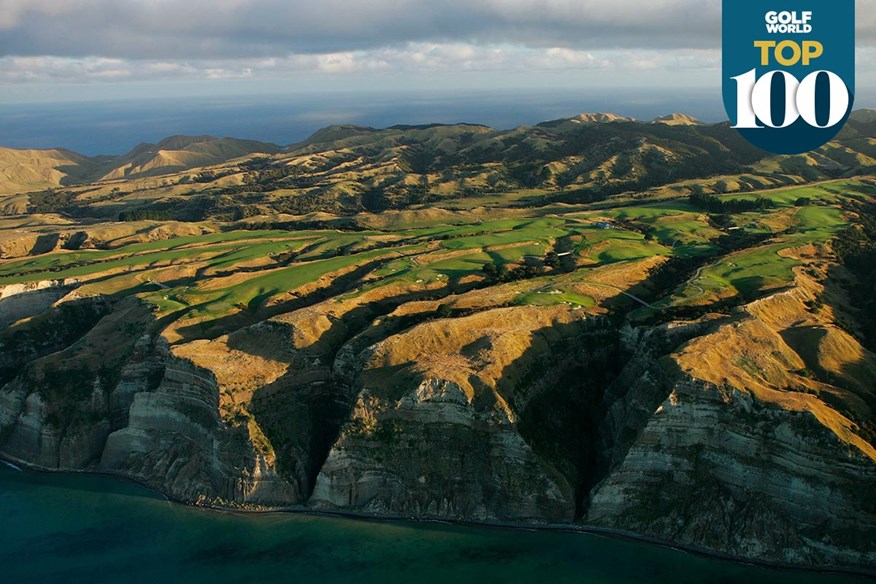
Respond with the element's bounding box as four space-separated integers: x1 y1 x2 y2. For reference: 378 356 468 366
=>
0 465 871 584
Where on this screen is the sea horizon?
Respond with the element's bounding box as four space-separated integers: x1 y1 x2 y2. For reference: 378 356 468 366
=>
0 87 738 156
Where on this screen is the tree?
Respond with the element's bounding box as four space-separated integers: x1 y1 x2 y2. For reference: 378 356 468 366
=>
435 303 453 318
361 187 390 212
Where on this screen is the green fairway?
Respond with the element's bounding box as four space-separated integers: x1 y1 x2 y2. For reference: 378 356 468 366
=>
665 242 801 306
0 230 307 284
2 177 871 328
146 246 414 319
574 228 668 263
713 179 867 207
793 205 846 235
0 243 243 285
515 289 595 308
411 251 493 283
439 220 567 251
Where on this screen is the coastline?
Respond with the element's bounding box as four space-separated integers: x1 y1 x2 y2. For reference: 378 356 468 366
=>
3 453 875 579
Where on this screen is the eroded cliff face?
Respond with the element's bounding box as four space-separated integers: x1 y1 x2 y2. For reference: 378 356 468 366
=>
0 277 874 569
311 378 575 522
586 375 876 567
0 298 299 506
309 306 629 523
0 377 110 469
100 355 298 504
581 284 876 567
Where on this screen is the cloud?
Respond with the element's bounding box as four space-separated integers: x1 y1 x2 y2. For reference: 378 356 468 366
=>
0 0 726 59
0 0 871 89
0 44 723 83
1 0 869 60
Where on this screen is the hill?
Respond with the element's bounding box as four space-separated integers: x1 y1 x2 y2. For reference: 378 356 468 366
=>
0 136 281 196
652 113 703 125
100 136 282 181
850 109 876 124
0 147 99 195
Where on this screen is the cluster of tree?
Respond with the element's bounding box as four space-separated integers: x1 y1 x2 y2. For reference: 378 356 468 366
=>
400 144 438 174
238 157 274 171
28 189 79 214
360 187 392 212
191 169 237 184
688 193 775 213
640 256 706 304
360 186 433 213
120 187 373 222
481 261 542 283
119 194 260 222
240 218 361 232
242 165 317 188
506 163 553 188
541 187 610 206
118 209 175 222
480 251 571 284
714 230 774 253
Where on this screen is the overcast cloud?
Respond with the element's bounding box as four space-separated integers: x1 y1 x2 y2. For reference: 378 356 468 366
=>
0 0 872 94
0 0 728 58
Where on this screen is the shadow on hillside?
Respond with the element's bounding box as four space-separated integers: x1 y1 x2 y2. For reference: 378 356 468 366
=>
249 375 354 500
815 265 876 447
227 244 718 504
226 283 473 498
171 256 436 343
29 233 62 255
488 316 670 519
0 295 115 383
779 325 830 379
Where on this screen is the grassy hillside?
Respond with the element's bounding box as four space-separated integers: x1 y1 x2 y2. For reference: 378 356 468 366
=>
0 136 280 197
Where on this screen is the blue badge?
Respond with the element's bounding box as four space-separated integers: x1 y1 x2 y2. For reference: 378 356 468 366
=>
722 0 855 154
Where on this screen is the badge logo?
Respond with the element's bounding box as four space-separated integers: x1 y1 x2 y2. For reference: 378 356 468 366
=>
722 0 855 154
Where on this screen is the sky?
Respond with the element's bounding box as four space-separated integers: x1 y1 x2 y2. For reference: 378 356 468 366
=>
0 0 873 106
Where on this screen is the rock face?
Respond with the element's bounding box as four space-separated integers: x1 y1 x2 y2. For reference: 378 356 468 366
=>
101 355 298 504
311 306 617 523
0 377 111 469
0 301 300 507
578 307 876 568
587 376 876 567
3 115 876 573
312 378 574 522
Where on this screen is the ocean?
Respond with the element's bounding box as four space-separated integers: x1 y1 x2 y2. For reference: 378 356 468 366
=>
0 464 870 584
0 88 727 156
